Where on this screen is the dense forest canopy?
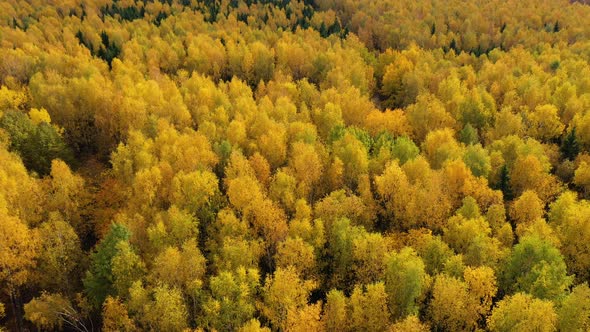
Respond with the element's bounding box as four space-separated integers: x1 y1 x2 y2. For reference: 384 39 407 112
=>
2 0 590 331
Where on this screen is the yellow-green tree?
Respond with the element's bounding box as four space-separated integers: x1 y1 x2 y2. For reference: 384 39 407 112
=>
488 293 557 332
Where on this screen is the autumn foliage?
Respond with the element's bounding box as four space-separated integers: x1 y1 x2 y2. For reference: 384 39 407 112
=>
1 0 590 331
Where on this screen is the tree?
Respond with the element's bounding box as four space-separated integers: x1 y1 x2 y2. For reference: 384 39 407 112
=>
185 34 227 81
149 239 206 291
510 154 561 202
525 104 564 141
323 289 348 332
170 170 219 215
510 190 544 234
111 241 146 299
442 158 502 211
574 161 590 196
43 160 88 236
388 316 429 332
257 125 288 170
411 233 454 275
463 266 497 322
351 232 387 285
428 274 480 331
102 296 136 332
487 293 557 332
36 214 82 293
459 123 479 145
391 136 420 165
560 127 580 161
142 284 189 332
501 235 572 301
463 144 491 178
239 319 271 332
244 198 289 252
487 107 523 140
202 268 260 331
269 170 298 213
249 152 271 188
325 218 366 290
0 110 74 176
276 237 317 280
349 282 390 332
375 159 451 232
405 94 456 142
552 198 590 282
314 190 373 231
313 103 344 141
380 54 415 109
289 142 323 199
228 175 265 213
458 88 494 130
285 302 325 332
147 206 199 254
375 161 415 229
83 223 131 307
558 283 590 331
261 266 316 330
443 214 503 267
24 293 82 331
0 85 26 111
421 128 462 169
0 207 40 330
0 144 42 225
383 248 427 320
332 132 369 189
364 109 411 138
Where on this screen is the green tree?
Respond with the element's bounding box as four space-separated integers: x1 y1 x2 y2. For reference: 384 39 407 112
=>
496 165 513 200
459 123 479 145
326 218 366 290
463 144 491 178
391 136 420 165
501 235 572 301
383 248 427 320
83 224 131 307
0 110 74 175
560 127 580 161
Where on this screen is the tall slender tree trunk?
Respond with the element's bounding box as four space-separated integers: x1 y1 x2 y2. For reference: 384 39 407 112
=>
10 289 24 332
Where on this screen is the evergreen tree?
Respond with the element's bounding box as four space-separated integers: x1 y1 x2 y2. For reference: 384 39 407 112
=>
498 165 513 201
560 127 580 161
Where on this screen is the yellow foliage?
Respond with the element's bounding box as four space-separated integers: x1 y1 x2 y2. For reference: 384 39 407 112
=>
28 108 51 125
574 161 590 194
364 109 411 137
0 85 26 111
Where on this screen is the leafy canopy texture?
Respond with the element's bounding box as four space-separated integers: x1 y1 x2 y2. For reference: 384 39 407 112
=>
1 0 590 330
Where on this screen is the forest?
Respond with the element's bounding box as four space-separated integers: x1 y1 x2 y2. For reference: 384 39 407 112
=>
2 0 590 331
